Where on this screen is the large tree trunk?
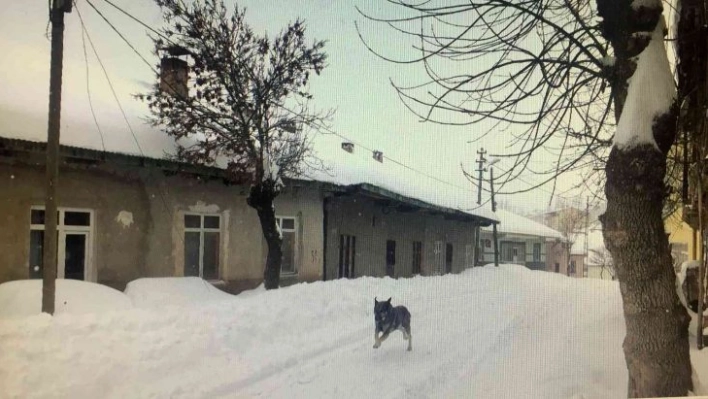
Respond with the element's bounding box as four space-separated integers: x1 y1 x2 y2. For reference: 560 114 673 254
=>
248 180 283 290
597 0 694 396
602 143 693 397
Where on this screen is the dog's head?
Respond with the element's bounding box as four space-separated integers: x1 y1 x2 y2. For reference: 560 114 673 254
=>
374 297 392 323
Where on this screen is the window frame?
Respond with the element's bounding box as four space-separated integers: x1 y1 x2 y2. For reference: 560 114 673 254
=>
532 243 542 262
29 206 95 281
183 213 222 280
276 215 299 275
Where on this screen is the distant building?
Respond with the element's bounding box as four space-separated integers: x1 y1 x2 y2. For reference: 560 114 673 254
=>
479 209 564 271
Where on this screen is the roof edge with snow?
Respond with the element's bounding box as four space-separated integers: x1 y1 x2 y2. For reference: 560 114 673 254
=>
0 136 497 225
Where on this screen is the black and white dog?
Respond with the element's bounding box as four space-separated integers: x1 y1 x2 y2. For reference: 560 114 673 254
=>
373 297 412 351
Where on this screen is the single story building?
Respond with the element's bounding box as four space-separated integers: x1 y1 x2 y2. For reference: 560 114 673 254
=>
478 209 564 270
0 135 497 292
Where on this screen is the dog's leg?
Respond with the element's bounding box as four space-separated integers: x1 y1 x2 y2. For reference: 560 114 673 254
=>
407 328 412 352
375 332 390 348
373 331 381 348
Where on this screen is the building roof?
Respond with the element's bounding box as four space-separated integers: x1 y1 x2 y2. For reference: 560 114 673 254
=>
0 117 497 225
482 209 563 239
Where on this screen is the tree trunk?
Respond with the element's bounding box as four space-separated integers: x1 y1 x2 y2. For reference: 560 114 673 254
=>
248 181 283 290
601 142 693 397
596 0 695 395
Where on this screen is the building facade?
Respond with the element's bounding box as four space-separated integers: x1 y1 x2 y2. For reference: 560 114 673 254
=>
0 138 494 292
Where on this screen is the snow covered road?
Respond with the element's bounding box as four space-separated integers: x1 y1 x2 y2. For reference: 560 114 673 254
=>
1 265 703 398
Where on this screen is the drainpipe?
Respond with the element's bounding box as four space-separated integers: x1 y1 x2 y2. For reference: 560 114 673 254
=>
322 195 329 281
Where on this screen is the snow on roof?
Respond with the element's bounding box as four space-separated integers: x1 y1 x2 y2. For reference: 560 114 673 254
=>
0 2 496 224
303 133 498 222
0 80 496 224
482 209 563 239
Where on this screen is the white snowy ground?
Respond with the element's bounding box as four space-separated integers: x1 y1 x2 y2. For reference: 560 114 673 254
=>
1 265 707 399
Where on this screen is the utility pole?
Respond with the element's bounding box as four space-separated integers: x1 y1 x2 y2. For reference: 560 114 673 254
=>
489 166 499 267
476 148 487 205
43 0 72 315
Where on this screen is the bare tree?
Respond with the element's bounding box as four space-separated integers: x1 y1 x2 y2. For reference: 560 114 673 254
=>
545 207 586 275
589 247 615 280
140 0 329 289
359 0 693 395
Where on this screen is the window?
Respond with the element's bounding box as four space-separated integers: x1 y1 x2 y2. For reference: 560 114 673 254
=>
339 234 356 278
29 208 93 281
277 217 298 274
533 243 541 262
386 240 396 277
500 242 525 263
184 214 220 280
445 243 453 274
412 241 423 275
484 239 491 248
569 260 577 275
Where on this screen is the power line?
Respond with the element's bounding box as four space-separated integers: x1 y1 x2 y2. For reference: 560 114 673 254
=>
77 8 106 152
75 1 181 234
79 0 534 218
76 1 145 156
98 0 172 42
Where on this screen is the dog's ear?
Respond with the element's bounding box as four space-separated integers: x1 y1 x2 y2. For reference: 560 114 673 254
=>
387 297 391 303
374 297 378 304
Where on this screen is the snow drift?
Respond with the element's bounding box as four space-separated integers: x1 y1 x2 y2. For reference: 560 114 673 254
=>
124 277 234 309
0 279 132 319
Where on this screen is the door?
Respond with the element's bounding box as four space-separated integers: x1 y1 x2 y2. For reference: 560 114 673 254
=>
62 232 88 280
386 240 396 277
338 235 356 278
445 243 453 274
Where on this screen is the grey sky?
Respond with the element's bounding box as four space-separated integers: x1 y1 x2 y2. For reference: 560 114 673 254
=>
0 1 591 213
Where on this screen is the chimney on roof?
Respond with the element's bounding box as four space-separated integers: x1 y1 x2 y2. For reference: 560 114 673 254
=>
341 142 354 153
373 150 383 163
159 46 190 98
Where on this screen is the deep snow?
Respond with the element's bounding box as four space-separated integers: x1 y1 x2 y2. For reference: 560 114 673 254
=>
124 277 235 309
1 265 707 398
0 279 131 319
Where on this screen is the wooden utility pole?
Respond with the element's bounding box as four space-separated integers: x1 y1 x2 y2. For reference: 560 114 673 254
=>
43 0 72 315
489 166 499 267
475 148 487 205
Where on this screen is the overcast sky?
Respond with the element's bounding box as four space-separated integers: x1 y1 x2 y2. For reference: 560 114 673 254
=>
0 1 595 214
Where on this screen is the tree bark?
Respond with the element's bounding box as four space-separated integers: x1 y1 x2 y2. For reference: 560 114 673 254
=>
248 181 283 290
601 129 693 397
596 0 695 395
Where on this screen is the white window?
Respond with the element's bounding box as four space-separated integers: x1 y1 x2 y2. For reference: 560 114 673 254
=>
29 207 94 281
277 216 298 275
184 214 221 280
533 243 542 262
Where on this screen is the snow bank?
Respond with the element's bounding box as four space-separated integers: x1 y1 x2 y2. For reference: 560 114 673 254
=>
676 261 708 340
0 265 646 398
0 280 132 319
614 17 675 150
124 277 235 309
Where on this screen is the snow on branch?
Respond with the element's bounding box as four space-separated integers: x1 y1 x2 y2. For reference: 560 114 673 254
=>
614 18 675 151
